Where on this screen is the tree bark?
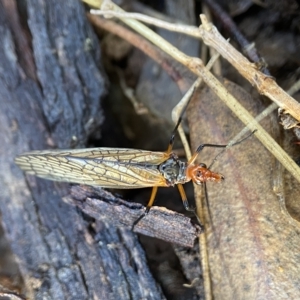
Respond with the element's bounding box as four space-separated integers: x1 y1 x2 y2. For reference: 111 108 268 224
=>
0 0 166 299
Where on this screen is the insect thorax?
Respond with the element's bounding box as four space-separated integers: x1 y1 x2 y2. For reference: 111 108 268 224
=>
158 155 187 186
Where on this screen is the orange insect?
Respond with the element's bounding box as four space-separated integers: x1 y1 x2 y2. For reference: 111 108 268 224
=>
15 117 227 224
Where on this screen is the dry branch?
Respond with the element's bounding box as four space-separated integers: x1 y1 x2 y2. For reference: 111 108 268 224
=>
65 186 201 248
89 1 300 184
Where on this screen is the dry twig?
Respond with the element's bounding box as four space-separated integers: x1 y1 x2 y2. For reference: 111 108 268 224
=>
89 1 300 185
65 185 201 248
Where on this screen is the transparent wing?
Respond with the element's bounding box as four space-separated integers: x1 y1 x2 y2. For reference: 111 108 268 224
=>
15 148 170 188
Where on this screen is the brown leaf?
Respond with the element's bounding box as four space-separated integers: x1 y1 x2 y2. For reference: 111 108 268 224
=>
187 78 300 299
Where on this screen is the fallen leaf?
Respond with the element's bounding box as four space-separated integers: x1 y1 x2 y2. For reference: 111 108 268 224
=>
187 78 300 299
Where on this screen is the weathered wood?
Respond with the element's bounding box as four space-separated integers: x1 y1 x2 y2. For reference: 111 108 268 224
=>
0 0 165 299
65 185 201 248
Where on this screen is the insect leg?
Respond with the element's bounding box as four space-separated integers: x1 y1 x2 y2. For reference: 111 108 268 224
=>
166 116 182 154
188 130 257 165
177 184 194 211
145 186 158 213
188 143 227 165
177 184 203 228
132 186 158 229
167 85 198 154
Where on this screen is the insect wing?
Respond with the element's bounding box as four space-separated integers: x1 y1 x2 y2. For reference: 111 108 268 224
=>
15 148 169 188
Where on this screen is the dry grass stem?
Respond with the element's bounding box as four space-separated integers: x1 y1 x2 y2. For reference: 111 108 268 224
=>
89 1 300 184
199 15 300 121
90 9 203 38
86 3 300 299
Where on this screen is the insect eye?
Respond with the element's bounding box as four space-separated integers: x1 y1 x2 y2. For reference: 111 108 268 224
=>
199 163 207 168
196 170 202 177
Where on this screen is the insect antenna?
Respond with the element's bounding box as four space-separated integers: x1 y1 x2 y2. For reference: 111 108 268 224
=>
203 183 210 225
203 181 224 251
200 131 257 243
208 130 257 169
203 182 214 231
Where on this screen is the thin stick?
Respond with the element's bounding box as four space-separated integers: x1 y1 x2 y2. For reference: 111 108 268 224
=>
90 6 300 122
202 0 270 75
172 52 221 160
199 15 300 121
90 9 202 38
222 77 300 150
90 4 300 183
171 53 221 300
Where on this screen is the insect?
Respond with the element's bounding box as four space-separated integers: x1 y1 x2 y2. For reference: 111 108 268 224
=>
15 117 230 225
